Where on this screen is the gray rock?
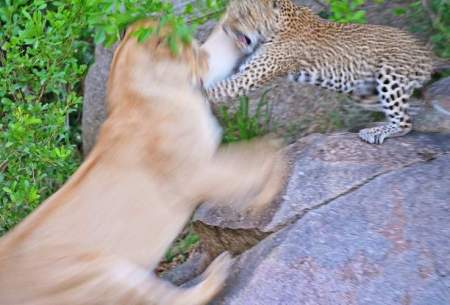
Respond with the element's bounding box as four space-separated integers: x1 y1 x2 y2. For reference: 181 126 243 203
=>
425 77 450 116
160 251 211 286
426 77 450 101
210 153 450 305
364 0 421 31
411 77 450 134
411 105 450 134
82 44 115 156
239 81 377 143
193 132 450 256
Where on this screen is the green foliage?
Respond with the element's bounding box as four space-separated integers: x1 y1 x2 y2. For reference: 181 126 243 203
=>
218 93 272 143
183 0 228 24
86 0 227 51
393 0 450 58
0 98 82 234
164 229 200 262
0 0 226 235
0 0 89 235
324 0 368 24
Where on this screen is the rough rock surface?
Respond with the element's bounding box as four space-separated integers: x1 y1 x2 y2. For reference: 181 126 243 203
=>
160 252 210 286
364 0 422 32
412 77 450 134
425 77 450 116
82 44 116 155
192 132 450 305
210 154 450 305
193 132 450 256
426 77 450 101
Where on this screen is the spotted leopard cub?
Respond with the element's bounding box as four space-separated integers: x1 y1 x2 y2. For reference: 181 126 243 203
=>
204 0 433 144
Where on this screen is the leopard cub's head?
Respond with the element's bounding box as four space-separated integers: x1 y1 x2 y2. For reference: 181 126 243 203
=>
221 0 280 55
199 0 282 88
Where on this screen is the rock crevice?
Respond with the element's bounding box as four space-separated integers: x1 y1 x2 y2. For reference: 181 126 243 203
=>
193 133 450 260
207 148 450 305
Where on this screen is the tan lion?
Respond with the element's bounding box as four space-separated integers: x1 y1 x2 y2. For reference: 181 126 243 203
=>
0 20 285 305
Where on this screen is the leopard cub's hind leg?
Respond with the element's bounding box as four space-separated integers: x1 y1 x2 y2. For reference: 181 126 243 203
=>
358 68 413 144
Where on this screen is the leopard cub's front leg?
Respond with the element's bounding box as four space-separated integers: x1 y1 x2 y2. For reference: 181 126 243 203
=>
206 45 288 102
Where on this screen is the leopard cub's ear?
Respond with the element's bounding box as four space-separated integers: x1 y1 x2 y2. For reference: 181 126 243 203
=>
272 0 278 9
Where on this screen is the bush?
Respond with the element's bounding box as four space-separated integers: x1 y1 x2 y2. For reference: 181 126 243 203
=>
0 0 226 235
0 0 90 235
324 0 368 24
393 0 450 58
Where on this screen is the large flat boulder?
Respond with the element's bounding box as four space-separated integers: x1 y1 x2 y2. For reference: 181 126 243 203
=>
412 77 450 134
193 132 450 257
209 151 450 305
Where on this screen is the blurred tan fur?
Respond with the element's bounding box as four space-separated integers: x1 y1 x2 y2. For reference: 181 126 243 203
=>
0 19 285 305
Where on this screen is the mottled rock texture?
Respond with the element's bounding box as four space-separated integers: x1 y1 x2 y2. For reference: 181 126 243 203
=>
193 132 450 256
411 77 450 134
202 133 450 305
82 44 115 155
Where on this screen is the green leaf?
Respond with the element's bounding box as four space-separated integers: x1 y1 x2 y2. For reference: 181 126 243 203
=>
352 10 366 23
21 8 32 20
167 35 179 55
133 27 154 43
184 4 194 14
392 7 407 16
94 30 106 45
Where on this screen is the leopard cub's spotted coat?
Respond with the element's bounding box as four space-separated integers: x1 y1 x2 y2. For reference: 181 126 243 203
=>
205 0 433 144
